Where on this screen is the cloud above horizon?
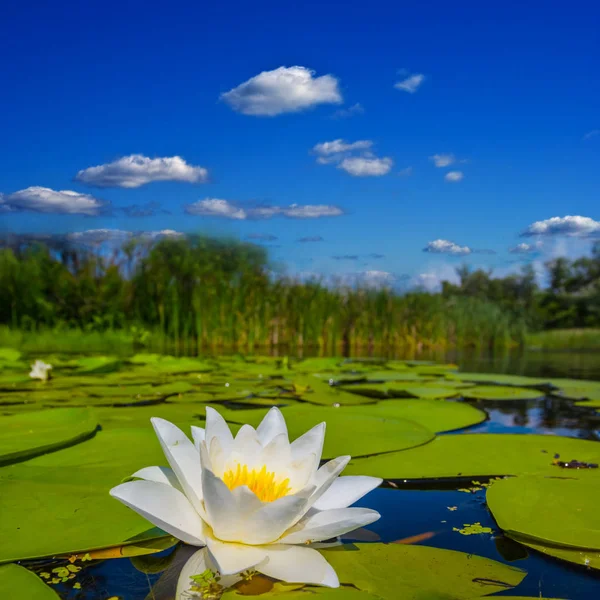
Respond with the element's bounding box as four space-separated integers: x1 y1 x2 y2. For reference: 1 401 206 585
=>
331 103 364 119
185 198 344 220
423 239 472 255
521 215 600 237
246 233 278 241
429 153 455 168
220 66 342 116
0 186 107 215
444 170 464 182
394 73 425 93
509 242 542 254
313 138 393 177
75 154 208 188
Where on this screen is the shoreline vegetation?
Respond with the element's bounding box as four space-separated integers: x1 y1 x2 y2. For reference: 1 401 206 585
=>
1 234 599 355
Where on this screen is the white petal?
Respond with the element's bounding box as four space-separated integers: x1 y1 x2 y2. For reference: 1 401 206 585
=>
239 495 310 545
258 433 292 474
130 466 183 492
190 426 205 452
225 424 263 471
256 407 288 446
205 406 234 455
109 480 206 546
201 468 262 541
258 545 339 587
301 455 351 514
176 547 242 598
290 422 325 469
150 418 205 517
206 536 267 576
312 476 382 510
278 507 381 545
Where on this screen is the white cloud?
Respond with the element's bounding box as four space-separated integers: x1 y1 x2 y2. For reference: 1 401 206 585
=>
75 154 208 188
423 239 472 255
1 186 105 215
521 215 600 237
429 153 455 168
185 198 248 219
312 138 392 177
398 166 413 177
338 156 393 177
509 242 542 254
394 73 425 93
313 139 373 156
67 229 184 244
583 129 599 140
220 66 342 116
184 198 344 219
445 170 464 182
331 103 364 119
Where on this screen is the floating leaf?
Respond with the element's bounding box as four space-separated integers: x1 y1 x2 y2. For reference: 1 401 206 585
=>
221 404 435 458
0 564 60 599
487 476 600 550
345 434 600 479
0 429 169 562
341 382 458 400
0 408 97 467
461 386 543 401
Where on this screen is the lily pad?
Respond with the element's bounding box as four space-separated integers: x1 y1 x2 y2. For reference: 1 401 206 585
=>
342 383 458 400
0 429 169 563
487 476 600 550
549 379 600 402
510 533 600 571
461 386 543 401
345 433 600 479
0 348 22 363
343 400 487 433
221 405 435 458
0 564 60 599
0 408 98 466
447 373 550 388
320 543 525 599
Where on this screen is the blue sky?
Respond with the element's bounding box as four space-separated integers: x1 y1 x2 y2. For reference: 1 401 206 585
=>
1 0 598 288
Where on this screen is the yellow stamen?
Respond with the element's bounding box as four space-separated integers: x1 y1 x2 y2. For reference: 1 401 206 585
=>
222 464 291 502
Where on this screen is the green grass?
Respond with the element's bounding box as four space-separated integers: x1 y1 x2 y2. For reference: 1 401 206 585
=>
526 328 600 351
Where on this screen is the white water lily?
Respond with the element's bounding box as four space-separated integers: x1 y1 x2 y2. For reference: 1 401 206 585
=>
110 407 381 590
29 359 52 381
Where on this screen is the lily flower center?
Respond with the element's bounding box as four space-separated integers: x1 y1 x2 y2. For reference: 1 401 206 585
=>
223 463 291 502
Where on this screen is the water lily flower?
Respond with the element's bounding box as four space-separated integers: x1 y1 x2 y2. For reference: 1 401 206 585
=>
29 359 53 381
110 407 381 589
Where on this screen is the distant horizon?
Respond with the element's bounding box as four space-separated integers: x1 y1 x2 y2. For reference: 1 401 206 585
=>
1 0 598 291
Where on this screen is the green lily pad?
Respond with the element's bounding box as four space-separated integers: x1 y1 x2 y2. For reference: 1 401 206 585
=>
320 543 525 599
221 405 435 458
345 434 600 479
342 383 458 400
487 476 600 550
287 376 378 406
0 408 97 466
447 373 550 387
342 400 487 433
290 358 345 372
0 564 60 599
461 386 543 401
0 348 22 362
71 356 122 374
0 429 169 563
510 533 600 571
549 379 600 401
164 391 216 403
94 404 207 430
575 399 600 408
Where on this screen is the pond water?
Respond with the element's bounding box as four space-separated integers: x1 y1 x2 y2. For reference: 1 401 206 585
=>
2 350 600 600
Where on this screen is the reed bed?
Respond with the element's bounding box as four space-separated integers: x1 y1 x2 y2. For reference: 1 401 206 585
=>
0 236 526 354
